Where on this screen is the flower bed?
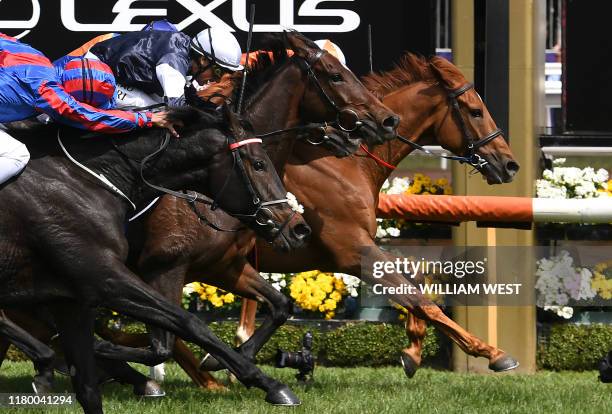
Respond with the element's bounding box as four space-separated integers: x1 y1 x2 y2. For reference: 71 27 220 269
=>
184 271 361 320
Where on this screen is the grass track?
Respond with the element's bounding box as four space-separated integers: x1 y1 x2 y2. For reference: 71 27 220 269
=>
1 362 609 414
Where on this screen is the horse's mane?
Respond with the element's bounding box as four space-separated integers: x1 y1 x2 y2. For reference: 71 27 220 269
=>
237 33 294 107
165 106 224 132
362 53 440 98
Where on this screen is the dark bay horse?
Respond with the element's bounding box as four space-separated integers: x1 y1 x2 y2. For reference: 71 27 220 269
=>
75 54 520 385
0 106 310 412
0 32 400 395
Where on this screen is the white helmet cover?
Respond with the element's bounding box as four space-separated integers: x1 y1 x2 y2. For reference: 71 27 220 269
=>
315 39 347 66
191 27 244 71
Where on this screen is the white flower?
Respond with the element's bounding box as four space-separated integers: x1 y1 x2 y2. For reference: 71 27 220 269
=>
552 158 566 166
381 179 390 190
386 177 411 195
595 168 609 184
376 226 388 239
183 283 197 295
386 227 401 237
544 305 573 319
335 273 361 298
286 192 305 214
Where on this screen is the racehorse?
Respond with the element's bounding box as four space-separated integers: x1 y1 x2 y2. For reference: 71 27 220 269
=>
0 105 311 412
66 52 521 386
0 32 400 397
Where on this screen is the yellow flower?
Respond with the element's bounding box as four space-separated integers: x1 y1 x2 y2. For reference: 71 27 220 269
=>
436 178 449 186
330 290 342 302
444 186 453 195
223 293 235 303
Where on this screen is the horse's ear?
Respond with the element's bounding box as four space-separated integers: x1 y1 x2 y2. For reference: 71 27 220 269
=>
429 57 464 91
285 31 314 60
222 104 245 139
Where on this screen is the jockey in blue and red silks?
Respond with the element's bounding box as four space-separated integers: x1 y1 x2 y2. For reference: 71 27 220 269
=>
0 33 179 185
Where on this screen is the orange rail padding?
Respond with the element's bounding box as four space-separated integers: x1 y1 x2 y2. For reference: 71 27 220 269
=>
377 194 534 223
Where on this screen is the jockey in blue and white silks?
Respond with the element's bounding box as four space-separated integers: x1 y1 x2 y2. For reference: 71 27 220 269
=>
84 26 243 109
0 33 170 185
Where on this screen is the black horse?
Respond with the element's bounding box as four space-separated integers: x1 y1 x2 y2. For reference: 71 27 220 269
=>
0 106 308 412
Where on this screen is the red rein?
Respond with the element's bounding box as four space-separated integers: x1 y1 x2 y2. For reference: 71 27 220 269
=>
359 144 396 170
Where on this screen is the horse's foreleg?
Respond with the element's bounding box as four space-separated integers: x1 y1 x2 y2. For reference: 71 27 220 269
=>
237 299 258 344
200 261 291 371
358 243 519 372
78 261 299 405
400 312 428 378
0 310 55 393
50 302 102 414
173 339 225 390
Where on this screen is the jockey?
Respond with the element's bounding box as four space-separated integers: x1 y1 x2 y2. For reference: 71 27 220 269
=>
84 26 243 109
0 33 177 185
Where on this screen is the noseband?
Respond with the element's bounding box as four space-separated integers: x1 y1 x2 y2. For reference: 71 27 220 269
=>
396 82 504 171
296 50 363 136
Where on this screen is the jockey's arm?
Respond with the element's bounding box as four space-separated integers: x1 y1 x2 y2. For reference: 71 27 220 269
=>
34 79 154 133
156 53 191 107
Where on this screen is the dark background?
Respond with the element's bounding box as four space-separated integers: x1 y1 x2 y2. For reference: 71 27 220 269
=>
564 0 612 134
0 0 435 76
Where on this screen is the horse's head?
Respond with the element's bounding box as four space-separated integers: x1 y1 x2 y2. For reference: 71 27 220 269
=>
168 107 311 251
427 57 519 184
284 31 399 152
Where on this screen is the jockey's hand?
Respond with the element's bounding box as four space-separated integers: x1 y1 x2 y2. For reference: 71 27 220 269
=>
151 112 183 138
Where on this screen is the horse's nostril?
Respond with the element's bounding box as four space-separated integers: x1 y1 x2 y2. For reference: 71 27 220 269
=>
294 223 311 239
383 115 400 131
505 160 520 176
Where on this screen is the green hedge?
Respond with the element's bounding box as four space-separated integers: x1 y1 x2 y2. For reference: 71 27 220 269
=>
537 323 612 371
8 321 610 370
4 321 439 367
186 321 440 367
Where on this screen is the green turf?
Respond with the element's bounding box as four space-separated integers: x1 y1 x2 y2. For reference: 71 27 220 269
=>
0 362 609 414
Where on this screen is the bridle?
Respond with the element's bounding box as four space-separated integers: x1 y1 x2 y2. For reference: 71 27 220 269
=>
111 130 295 241
205 135 297 240
394 82 504 171
254 49 365 145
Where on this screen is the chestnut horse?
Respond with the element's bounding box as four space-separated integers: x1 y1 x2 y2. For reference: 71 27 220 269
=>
87 53 520 387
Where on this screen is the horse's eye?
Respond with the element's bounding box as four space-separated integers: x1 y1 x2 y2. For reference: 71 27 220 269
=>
330 73 344 83
253 160 266 171
470 109 483 118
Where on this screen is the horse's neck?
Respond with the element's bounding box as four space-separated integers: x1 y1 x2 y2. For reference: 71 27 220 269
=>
361 82 443 193
245 62 305 172
86 129 210 207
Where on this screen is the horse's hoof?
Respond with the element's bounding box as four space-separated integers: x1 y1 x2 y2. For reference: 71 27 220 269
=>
31 377 54 394
133 380 166 397
265 385 301 406
489 354 520 372
199 353 224 372
400 353 419 378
